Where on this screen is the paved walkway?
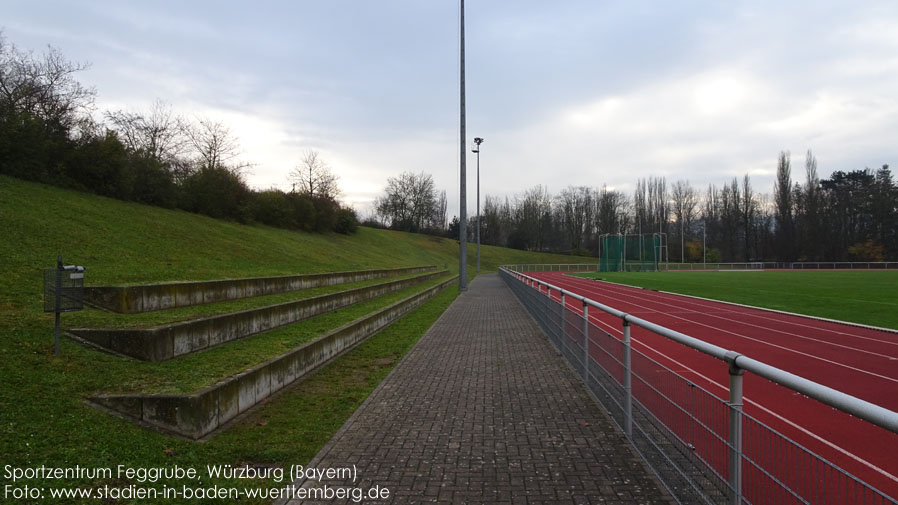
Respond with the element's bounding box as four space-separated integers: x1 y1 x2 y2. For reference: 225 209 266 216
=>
285 274 671 505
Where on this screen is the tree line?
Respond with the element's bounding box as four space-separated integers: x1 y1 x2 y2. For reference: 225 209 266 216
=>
0 34 357 234
370 151 897 262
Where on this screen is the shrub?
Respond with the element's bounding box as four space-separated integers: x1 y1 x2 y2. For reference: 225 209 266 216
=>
335 207 358 235
181 166 249 220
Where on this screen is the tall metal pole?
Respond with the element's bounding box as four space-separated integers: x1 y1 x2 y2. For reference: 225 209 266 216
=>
458 0 468 290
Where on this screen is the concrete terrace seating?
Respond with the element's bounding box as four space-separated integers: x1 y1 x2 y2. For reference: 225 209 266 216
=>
79 264 457 439
69 269 447 361
84 266 436 313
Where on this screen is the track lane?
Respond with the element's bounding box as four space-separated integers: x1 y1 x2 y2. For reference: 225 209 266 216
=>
546 274 898 402
525 271 898 500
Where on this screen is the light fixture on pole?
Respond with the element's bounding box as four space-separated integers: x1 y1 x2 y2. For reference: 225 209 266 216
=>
472 137 484 273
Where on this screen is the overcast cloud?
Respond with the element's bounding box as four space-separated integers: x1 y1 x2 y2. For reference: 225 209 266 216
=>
3 1 897 218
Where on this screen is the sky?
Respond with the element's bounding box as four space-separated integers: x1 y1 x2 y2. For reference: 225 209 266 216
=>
3 1 898 218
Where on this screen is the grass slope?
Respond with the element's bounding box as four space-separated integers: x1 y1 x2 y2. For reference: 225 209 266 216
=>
573 270 898 330
0 175 587 503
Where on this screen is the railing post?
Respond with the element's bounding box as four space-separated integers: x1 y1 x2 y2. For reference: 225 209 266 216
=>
622 318 632 438
726 352 744 505
582 302 589 381
560 292 566 339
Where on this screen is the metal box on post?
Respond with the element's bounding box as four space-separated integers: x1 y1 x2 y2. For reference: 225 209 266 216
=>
43 255 86 355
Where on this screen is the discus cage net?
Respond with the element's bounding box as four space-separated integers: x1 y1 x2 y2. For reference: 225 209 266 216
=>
599 233 665 272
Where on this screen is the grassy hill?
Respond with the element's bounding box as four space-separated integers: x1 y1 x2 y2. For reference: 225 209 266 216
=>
0 175 589 503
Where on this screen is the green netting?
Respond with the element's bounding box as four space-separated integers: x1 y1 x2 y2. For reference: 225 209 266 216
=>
600 234 661 272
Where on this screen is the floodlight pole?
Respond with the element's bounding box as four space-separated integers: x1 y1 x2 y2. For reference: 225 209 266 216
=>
473 137 484 273
458 0 468 291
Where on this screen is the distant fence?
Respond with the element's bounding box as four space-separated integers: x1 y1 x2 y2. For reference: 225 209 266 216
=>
499 266 898 505
663 262 898 271
503 262 898 274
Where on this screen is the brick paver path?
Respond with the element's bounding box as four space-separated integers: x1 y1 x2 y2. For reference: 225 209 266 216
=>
284 274 672 505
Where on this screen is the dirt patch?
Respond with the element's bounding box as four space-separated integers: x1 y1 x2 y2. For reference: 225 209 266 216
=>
373 356 397 367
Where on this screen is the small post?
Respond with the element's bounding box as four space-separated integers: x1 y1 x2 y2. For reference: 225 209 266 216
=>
560 292 566 338
582 302 590 381
726 352 745 505
622 318 633 437
54 255 62 356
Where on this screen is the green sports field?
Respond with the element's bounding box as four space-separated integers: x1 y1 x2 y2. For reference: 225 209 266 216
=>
571 270 898 330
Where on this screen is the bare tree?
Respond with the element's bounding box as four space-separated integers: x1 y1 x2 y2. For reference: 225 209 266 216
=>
595 185 629 239
290 149 340 199
105 100 186 162
516 185 552 250
647 176 669 235
557 186 593 251
773 151 795 260
671 180 697 261
433 189 448 232
374 171 437 232
719 178 741 260
741 174 758 261
798 150 823 260
0 33 95 133
633 179 648 236
182 117 249 174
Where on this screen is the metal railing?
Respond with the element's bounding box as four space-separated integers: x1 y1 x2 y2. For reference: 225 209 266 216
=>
499 266 898 505
662 262 766 271
788 262 898 270
506 263 598 273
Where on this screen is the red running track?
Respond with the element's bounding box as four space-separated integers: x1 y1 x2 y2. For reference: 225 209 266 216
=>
527 271 898 501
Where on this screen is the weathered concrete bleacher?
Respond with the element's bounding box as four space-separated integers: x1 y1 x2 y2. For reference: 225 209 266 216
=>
84 266 436 313
90 277 456 440
70 269 447 360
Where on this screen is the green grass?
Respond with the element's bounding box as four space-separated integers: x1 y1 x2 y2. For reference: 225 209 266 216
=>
0 175 589 503
571 270 898 330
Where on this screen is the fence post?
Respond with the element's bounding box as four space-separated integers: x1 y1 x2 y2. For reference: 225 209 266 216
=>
726 352 744 505
623 318 633 438
560 292 566 340
54 256 63 356
582 302 589 381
